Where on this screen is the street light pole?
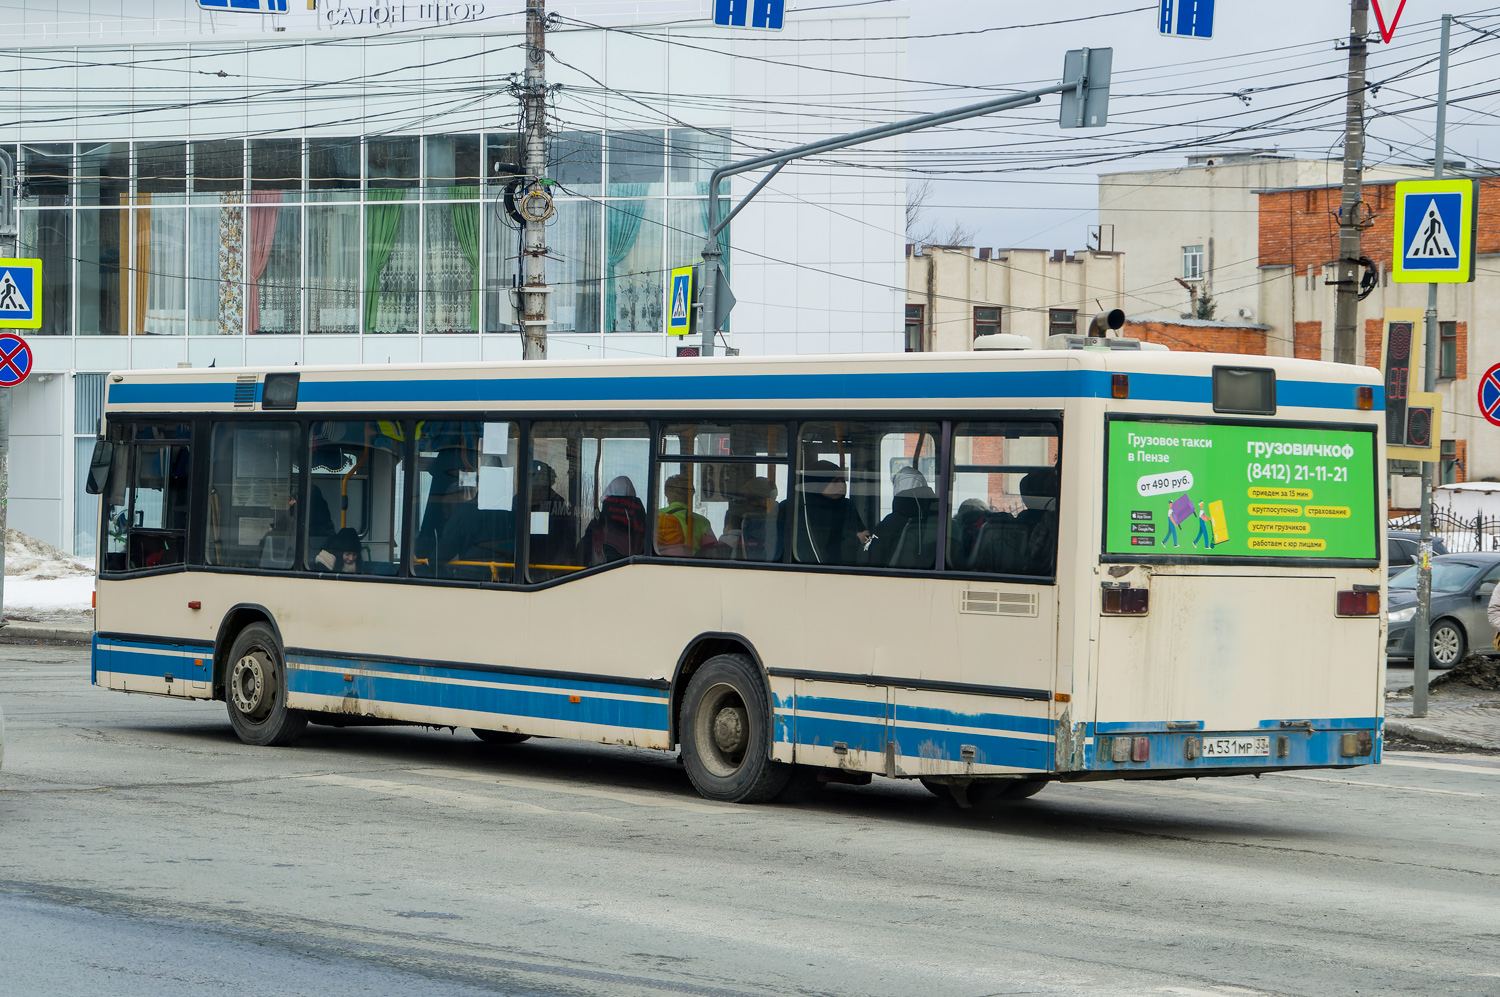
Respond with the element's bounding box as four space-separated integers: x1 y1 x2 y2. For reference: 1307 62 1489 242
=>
0 148 15 626
519 0 550 360
698 52 1109 356
1413 14 1452 719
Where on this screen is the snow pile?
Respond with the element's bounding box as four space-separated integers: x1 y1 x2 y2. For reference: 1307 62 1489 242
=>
4 528 95 621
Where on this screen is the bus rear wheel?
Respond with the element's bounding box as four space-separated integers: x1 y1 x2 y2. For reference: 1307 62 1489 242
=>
225 623 307 747
472 728 531 745
680 654 790 804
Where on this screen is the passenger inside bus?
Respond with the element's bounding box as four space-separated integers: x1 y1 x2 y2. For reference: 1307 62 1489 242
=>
657 473 720 556
868 467 939 569
314 527 364 573
787 460 870 566
582 475 647 565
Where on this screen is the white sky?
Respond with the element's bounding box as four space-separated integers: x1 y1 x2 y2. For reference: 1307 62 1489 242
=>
882 0 1500 250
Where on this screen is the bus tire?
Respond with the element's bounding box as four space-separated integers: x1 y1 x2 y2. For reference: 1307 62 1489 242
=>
969 778 1048 808
680 653 790 804
472 728 531 745
225 623 307 747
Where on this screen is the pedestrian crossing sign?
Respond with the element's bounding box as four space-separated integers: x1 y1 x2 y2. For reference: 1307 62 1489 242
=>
668 265 694 335
0 258 42 329
1391 179 1478 284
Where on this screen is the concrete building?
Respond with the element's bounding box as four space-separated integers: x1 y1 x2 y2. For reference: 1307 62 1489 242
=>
903 245 1125 352
0 1 911 555
1098 151 1428 341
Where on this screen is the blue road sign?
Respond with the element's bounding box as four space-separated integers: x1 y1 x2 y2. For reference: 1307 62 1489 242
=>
1160 0 1213 39
1402 192 1463 272
0 333 33 388
714 0 784 30
0 259 41 330
198 0 289 12
1392 179 1478 284
668 266 694 334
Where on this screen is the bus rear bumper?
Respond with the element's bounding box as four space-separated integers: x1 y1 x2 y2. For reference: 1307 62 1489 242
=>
1086 718 1382 774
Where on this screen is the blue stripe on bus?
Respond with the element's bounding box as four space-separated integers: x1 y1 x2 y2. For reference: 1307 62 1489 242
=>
1091 716 1382 735
286 651 671 732
778 692 1053 770
93 636 212 684
107 370 1384 411
889 726 1051 770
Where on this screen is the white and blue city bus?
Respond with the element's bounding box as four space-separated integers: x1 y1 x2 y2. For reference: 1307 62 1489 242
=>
88 345 1386 805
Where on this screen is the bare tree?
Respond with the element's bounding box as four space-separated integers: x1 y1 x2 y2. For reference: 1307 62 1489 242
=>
906 180 976 247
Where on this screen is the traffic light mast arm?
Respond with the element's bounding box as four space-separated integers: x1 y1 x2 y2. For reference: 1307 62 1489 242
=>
697 64 1100 354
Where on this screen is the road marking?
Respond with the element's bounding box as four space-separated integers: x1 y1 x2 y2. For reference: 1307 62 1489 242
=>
1383 755 1500 776
1269 773 1482 796
410 766 731 815
297 773 628 820
1157 987 1276 996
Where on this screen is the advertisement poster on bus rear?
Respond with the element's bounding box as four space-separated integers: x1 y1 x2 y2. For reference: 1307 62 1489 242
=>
1104 419 1378 561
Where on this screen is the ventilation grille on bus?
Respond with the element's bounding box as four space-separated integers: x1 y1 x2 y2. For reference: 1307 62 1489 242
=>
234 376 257 408
961 590 1038 617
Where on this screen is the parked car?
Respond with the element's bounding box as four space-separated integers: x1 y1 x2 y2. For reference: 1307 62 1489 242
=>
1387 530 1450 577
1387 552 1500 667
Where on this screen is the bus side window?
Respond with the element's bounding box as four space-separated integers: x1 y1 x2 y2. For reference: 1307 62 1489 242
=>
529 420 650 582
655 423 788 563
413 421 520 582
306 421 405 576
948 422 1059 579
205 422 300 570
792 421 938 569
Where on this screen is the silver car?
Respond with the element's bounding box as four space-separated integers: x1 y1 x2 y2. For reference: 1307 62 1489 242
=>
1387 552 1500 667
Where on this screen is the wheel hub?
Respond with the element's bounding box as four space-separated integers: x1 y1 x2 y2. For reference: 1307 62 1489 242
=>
711 705 747 754
231 653 268 717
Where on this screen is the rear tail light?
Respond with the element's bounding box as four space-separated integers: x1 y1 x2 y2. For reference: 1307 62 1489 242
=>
1336 589 1380 616
1102 585 1149 615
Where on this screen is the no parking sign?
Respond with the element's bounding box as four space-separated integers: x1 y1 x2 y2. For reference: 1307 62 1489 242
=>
0 332 33 388
1479 363 1500 428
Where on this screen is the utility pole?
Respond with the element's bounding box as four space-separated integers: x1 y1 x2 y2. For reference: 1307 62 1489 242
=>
0 148 14 625
1332 0 1369 365
519 0 550 360
1413 15 1453 719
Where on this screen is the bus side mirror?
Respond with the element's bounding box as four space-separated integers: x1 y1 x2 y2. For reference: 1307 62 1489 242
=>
85 440 114 495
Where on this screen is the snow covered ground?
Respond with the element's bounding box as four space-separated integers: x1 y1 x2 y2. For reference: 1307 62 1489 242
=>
4 529 94 627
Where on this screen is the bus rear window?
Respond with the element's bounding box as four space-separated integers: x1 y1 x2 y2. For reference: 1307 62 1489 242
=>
1103 418 1378 562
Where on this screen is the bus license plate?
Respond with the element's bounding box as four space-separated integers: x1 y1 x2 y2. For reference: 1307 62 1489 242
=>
1201 736 1270 758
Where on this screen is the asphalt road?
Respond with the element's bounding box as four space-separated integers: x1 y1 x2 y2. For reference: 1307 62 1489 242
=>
2 641 1498 997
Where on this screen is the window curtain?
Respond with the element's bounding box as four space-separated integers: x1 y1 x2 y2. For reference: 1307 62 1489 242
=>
605 188 648 333
364 189 413 333
246 191 282 335
188 198 243 336
140 201 187 336
450 186 481 330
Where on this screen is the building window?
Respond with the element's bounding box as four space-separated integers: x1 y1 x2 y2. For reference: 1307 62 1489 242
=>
1048 309 1078 338
904 304 924 352
1182 245 1204 281
974 306 1000 340
1439 321 1458 380
1441 439 1461 485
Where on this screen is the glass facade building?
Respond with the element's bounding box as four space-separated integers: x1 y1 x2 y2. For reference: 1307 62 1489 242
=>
0 6 908 555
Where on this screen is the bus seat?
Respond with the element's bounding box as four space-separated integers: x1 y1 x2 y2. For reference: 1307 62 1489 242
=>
968 515 1029 574
737 513 781 562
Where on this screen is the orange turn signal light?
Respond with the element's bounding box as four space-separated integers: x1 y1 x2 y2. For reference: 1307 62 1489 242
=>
1102 585 1149 614
1112 373 1130 399
1356 385 1374 410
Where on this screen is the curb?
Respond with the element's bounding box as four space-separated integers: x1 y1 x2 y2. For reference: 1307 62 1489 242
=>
0 624 92 645
1385 718 1500 753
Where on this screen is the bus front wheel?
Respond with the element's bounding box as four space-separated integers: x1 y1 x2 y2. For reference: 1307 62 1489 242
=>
225 623 307 747
680 654 791 804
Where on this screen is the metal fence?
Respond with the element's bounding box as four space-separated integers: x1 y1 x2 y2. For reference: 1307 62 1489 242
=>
1389 511 1500 553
